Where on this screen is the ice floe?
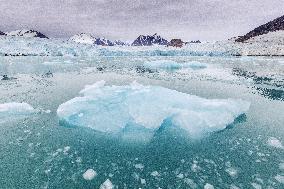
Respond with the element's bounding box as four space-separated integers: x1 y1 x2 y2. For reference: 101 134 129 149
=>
0 102 35 119
57 81 250 138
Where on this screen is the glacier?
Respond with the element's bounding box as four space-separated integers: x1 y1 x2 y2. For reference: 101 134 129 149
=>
0 30 284 57
57 81 250 139
143 60 207 71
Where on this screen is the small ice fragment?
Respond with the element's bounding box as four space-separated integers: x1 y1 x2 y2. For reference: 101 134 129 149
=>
134 163 144 169
184 178 197 188
230 184 240 189
83 169 97 181
267 137 283 149
279 162 284 170
177 173 184 179
191 163 200 172
76 157 82 163
204 183 214 189
150 171 160 177
251 183 262 189
100 179 113 189
225 167 238 178
141 178 146 185
275 175 284 184
63 146 71 153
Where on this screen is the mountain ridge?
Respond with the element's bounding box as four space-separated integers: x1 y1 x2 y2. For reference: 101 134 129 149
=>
236 15 284 42
132 33 168 46
6 29 48 39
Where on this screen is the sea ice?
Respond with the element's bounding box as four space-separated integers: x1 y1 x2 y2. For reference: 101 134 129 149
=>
57 81 250 138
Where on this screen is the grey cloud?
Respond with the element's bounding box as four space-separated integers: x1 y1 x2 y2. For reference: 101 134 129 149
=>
0 0 283 41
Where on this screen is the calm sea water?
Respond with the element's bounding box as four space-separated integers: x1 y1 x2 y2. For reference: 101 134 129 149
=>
0 56 283 188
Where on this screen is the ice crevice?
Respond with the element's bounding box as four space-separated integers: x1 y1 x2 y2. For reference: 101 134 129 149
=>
57 81 250 139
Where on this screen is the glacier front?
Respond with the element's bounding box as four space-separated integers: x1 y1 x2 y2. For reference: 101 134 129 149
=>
57 81 250 138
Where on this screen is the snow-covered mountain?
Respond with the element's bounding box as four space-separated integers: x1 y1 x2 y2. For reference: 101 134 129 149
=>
94 37 114 46
69 33 96 44
236 15 284 42
70 33 127 46
113 40 127 46
6 29 48 38
132 33 168 46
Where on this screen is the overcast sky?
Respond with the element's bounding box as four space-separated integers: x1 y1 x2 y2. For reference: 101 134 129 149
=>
0 0 283 41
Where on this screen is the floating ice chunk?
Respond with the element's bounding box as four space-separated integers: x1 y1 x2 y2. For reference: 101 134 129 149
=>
141 178 146 185
251 183 262 189
134 163 144 169
267 137 283 149
0 102 35 119
225 167 238 178
204 183 214 189
176 173 184 179
150 171 160 177
63 146 71 153
279 162 284 170
184 178 197 188
275 175 284 184
143 60 207 71
57 81 250 138
82 169 97 180
100 179 113 189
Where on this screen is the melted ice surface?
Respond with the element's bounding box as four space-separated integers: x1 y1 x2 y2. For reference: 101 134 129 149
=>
57 81 250 138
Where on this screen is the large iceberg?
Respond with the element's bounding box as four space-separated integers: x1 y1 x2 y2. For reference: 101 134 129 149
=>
57 81 250 138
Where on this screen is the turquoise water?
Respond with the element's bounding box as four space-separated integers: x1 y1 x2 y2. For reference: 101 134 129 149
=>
0 56 283 188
